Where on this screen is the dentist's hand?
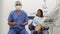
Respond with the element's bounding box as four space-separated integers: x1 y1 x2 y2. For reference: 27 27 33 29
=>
22 22 28 26
12 22 17 26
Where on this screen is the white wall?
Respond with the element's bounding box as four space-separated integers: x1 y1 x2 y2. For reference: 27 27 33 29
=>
0 0 17 34
0 0 59 34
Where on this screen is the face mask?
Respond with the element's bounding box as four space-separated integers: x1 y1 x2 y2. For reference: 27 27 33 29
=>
16 6 22 10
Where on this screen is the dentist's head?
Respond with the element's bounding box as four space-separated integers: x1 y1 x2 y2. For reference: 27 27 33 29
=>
15 1 22 10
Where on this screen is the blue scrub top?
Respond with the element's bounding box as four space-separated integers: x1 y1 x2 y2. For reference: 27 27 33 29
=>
8 10 28 30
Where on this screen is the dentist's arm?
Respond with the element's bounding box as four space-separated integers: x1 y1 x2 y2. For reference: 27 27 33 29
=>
8 22 17 26
22 13 28 26
8 11 17 26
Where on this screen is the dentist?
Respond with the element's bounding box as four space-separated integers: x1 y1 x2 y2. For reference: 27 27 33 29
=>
8 1 28 34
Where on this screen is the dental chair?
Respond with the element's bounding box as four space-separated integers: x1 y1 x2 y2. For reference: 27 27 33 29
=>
28 16 49 34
